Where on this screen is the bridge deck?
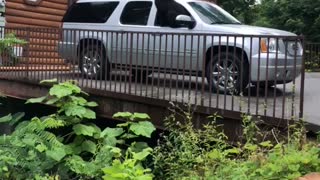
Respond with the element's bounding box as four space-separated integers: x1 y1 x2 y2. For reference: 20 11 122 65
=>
0 69 307 124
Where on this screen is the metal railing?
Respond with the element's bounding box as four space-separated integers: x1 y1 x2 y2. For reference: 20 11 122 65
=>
305 42 320 71
0 26 306 122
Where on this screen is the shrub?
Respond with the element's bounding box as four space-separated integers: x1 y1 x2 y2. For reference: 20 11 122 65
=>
0 33 27 66
0 79 155 179
153 105 320 180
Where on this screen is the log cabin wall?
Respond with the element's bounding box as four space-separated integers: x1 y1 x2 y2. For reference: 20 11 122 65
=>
5 0 70 70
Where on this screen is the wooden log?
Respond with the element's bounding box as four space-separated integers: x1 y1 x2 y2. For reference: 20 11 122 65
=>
6 9 63 22
29 45 58 52
22 57 65 64
46 0 68 5
0 65 71 71
5 22 43 29
29 51 61 58
6 2 66 16
6 16 62 28
29 38 59 46
10 0 68 10
8 29 61 40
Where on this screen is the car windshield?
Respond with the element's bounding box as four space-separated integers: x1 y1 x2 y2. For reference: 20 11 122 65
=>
188 2 241 25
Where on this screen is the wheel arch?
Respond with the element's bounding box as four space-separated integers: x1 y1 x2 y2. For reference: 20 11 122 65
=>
205 45 249 67
77 38 107 57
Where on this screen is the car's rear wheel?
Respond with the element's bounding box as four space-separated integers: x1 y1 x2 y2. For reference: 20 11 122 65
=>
79 43 110 80
206 52 249 95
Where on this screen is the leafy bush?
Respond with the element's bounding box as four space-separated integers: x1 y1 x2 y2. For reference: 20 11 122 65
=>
153 105 320 180
153 105 227 179
0 79 155 179
0 33 27 66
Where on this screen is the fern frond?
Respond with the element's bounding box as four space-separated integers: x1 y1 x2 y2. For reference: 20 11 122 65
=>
36 131 64 148
42 117 66 129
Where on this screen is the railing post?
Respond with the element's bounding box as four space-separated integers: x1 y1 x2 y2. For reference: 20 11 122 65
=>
299 36 306 119
25 27 30 79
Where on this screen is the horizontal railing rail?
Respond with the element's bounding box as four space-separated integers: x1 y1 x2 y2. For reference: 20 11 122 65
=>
0 26 306 122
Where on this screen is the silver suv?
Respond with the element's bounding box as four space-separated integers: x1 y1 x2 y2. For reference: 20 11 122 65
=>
58 0 303 93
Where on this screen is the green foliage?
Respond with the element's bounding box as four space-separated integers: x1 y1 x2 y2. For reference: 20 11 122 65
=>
0 33 27 66
0 80 156 179
153 105 227 180
218 0 257 24
153 104 320 180
102 147 154 180
254 0 320 41
220 0 320 41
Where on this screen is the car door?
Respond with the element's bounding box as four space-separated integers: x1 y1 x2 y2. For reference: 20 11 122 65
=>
115 1 153 70
147 4 201 74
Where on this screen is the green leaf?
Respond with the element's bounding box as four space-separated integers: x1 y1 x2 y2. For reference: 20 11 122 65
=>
86 101 98 107
110 147 122 157
113 112 132 119
9 112 25 126
259 141 274 148
26 96 47 104
22 134 37 146
73 124 96 137
120 133 138 139
224 148 241 155
131 113 150 121
81 140 97 154
64 104 87 118
133 147 152 161
49 83 80 99
136 174 153 180
244 143 258 152
131 142 149 153
104 136 117 146
46 147 66 161
70 96 87 106
0 114 12 123
45 98 59 105
208 149 223 160
83 109 96 119
40 78 58 84
35 143 48 152
129 121 156 138
101 128 124 138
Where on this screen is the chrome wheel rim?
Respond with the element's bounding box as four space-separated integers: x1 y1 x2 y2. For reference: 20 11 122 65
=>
212 58 239 92
82 49 101 77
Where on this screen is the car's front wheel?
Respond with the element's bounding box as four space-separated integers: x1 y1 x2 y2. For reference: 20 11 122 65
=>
206 52 248 95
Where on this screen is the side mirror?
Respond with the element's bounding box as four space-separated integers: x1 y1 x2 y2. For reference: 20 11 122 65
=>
175 15 196 29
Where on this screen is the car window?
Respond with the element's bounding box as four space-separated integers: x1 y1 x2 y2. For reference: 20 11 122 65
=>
154 2 190 27
63 2 119 23
120 1 152 26
189 2 240 25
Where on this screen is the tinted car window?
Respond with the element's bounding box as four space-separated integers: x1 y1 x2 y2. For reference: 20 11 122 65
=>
63 2 119 23
120 1 152 25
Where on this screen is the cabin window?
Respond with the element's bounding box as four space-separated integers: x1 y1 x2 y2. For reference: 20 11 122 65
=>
63 2 119 23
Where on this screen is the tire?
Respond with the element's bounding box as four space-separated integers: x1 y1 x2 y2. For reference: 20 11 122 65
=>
131 69 152 82
256 83 274 89
79 43 110 80
206 52 249 95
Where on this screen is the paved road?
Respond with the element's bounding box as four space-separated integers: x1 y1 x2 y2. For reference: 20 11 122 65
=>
302 73 320 127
